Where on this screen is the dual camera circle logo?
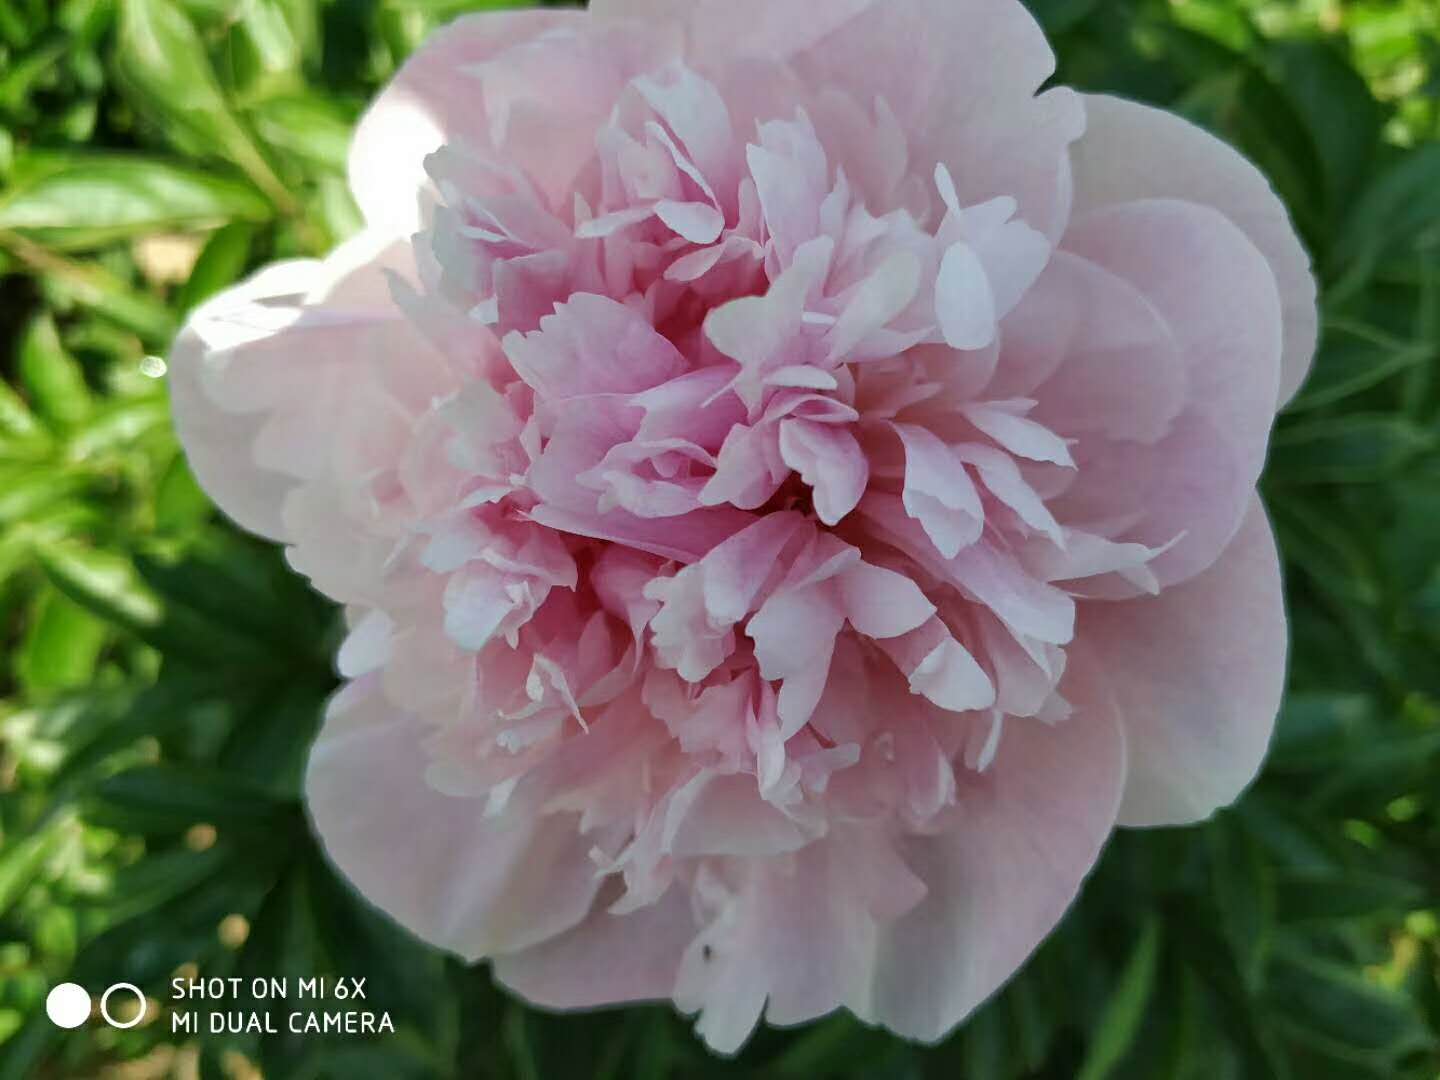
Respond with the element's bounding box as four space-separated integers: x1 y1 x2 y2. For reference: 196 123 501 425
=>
45 982 146 1030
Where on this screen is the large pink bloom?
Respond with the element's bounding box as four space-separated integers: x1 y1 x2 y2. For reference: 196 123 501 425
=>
170 0 1314 1052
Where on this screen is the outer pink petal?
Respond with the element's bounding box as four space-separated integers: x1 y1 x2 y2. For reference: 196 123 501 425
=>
868 700 1125 1041
306 680 601 961
1057 199 1282 586
1070 94 1317 405
992 250 1187 445
788 0 1083 237
1073 497 1286 828
348 11 579 230
349 11 678 228
168 234 454 546
167 259 327 540
591 0 873 65
494 885 697 1009
600 0 1080 236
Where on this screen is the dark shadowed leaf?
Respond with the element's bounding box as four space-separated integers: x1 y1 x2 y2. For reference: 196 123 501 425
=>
1076 918 1162 1080
1268 415 1436 484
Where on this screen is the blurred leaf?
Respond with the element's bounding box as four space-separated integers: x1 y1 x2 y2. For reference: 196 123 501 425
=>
1331 144 1440 293
0 228 175 341
0 155 269 250
1265 40 1385 217
153 451 214 530
769 1015 892 1077
174 221 255 315
36 540 164 634
1269 948 1435 1065
17 312 91 427
92 764 291 834
1208 816 1276 993
0 467 92 526
1274 869 1425 922
1286 320 1431 413
0 378 44 439
15 585 110 693
1269 693 1378 771
226 0 317 103
0 816 70 918
1076 918 1161 1080
114 0 296 212
37 539 271 664
1269 414 1436 484
248 93 355 172
1024 0 1102 35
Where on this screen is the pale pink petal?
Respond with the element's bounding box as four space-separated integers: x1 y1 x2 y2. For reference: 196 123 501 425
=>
351 12 683 227
494 885 696 1009
868 700 1125 1040
970 219 1051 318
306 680 600 960
994 251 1186 444
777 419 869 525
1058 199 1282 585
748 586 845 734
962 401 1075 467
1074 497 1285 826
656 199 726 243
876 617 996 713
664 771 814 857
837 560 935 639
827 251 924 362
505 293 687 400
675 827 927 1053
936 242 997 351
783 0 1084 237
894 423 984 559
1070 94 1317 405
348 11 584 230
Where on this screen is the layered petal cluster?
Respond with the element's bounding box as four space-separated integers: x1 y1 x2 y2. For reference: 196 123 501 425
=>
170 0 1313 1052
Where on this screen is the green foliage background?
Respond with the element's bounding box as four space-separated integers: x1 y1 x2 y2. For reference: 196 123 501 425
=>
0 0 1437 1076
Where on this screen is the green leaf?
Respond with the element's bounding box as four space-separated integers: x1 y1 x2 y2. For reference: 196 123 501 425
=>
0 467 93 526
0 816 70 919
36 540 164 633
91 764 291 834
1207 816 1275 992
114 0 296 212
15 585 110 693
226 0 315 103
1331 144 1440 294
1024 0 1102 35
36 539 271 665
1274 869 1424 923
153 451 214 530
1268 415 1436 485
17 312 91 427
1285 321 1430 413
248 93 355 173
1264 40 1384 217
174 221 255 315
0 155 269 250
0 377 44 440
769 1015 893 1077
1268 949 1434 1063
1 229 175 342
1268 693 1378 772
1076 918 1162 1080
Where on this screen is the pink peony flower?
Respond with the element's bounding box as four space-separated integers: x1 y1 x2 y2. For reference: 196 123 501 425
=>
169 0 1316 1052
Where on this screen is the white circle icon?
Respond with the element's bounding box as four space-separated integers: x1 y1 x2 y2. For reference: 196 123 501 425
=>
100 983 147 1029
45 983 91 1029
